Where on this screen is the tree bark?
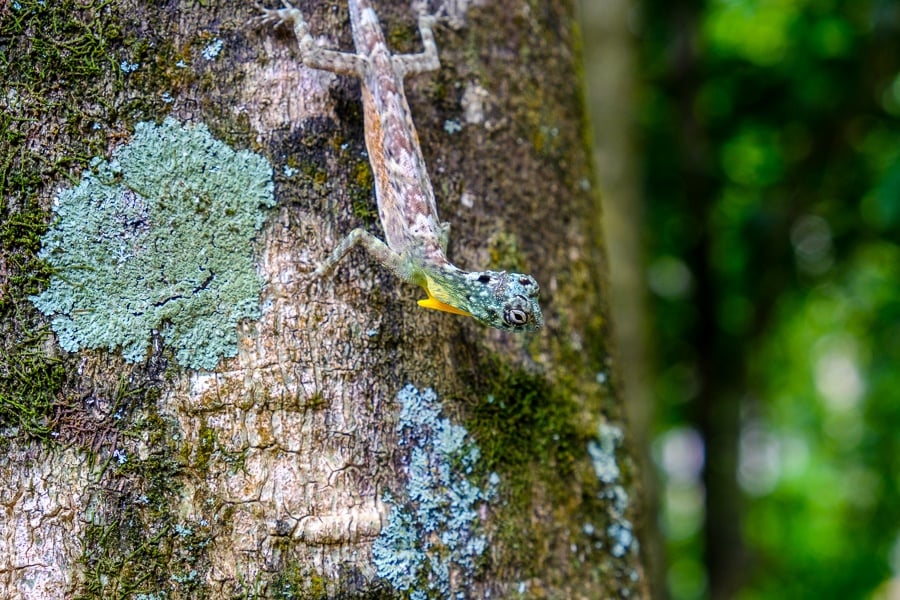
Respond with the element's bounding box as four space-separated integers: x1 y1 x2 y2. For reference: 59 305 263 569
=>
579 1 666 597
0 1 649 598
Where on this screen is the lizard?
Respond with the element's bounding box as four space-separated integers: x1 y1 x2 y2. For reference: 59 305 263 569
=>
255 0 543 332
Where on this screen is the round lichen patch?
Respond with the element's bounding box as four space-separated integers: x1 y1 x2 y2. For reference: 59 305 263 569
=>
30 118 275 370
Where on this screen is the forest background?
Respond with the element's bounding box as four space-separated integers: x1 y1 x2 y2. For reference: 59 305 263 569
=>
581 0 900 598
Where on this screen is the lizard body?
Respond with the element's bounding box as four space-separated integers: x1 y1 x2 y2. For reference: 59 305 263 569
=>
257 0 543 331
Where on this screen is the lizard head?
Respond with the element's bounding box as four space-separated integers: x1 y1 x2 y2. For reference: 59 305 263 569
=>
417 266 543 332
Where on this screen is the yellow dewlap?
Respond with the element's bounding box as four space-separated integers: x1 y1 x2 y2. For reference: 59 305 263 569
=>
417 284 471 317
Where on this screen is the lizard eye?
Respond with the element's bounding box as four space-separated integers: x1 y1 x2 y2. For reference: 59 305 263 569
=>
504 308 529 326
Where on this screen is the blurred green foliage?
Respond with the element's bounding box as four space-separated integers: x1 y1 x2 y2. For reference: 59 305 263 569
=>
640 0 900 597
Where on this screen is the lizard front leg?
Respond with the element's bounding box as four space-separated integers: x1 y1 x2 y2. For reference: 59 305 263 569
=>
392 7 441 77
312 228 410 281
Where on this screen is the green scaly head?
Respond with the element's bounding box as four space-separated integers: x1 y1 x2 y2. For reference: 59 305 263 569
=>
417 264 543 332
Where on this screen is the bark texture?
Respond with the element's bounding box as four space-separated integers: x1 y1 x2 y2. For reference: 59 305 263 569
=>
580 0 665 595
0 0 648 597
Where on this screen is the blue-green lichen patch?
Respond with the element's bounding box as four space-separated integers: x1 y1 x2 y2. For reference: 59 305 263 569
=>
373 384 499 599
588 422 638 559
30 118 274 370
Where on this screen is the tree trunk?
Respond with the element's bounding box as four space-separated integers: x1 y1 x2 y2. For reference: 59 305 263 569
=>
0 1 648 598
579 0 665 597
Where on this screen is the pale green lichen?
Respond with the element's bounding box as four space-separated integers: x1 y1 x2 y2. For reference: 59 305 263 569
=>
30 118 274 369
588 422 623 484
373 384 498 599
588 421 638 559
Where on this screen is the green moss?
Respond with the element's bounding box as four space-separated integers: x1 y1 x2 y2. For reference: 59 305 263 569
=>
0 327 66 438
0 198 53 309
456 345 636 590
0 198 64 439
271 564 328 599
295 161 330 196
385 11 424 56
305 391 328 410
31 118 275 370
76 405 214 600
191 422 217 472
464 360 592 576
486 231 527 273
0 3 112 439
0 0 129 168
468 363 581 478
350 159 377 220
2 0 119 89
0 0 190 442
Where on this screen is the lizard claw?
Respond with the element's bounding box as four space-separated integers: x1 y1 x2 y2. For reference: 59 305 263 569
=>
412 1 446 29
410 1 433 17
407 1 439 34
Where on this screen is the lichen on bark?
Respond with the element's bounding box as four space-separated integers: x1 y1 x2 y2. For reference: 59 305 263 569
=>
31 118 275 369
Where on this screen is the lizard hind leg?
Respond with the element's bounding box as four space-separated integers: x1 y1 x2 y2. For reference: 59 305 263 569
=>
254 1 366 77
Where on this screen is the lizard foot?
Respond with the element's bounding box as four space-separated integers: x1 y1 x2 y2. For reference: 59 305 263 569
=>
252 1 304 29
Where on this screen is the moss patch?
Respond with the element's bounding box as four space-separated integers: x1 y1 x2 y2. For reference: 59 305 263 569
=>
463 360 608 583
0 0 199 440
270 564 328 599
75 405 214 600
0 324 66 438
467 364 583 487
0 0 129 441
0 199 65 438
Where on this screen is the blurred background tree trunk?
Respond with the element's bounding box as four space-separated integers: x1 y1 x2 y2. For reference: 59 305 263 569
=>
664 3 747 597
0 0 651 598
